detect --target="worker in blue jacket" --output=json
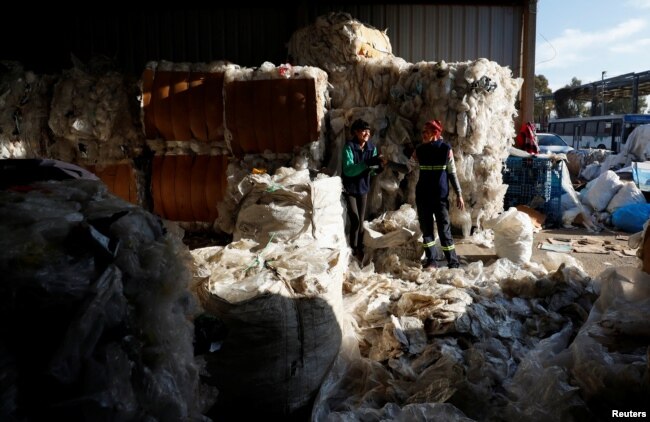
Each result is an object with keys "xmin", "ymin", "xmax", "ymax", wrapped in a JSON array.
[
  {"xmin": 411, "ymin": 119, "xmax": 464, "ymax": 269},
  {"xmin": 341, "ymin": 118, "xmax": 384, "ymax": 261}
]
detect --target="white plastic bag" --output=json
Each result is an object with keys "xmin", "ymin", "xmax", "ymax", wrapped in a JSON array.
[
  {"xmin": 484, "ymin": 207, "xmax": 534, "ymax": 264},
  {"xmin": 605, "ymin": 181, "xmax": 646, "ymax": 213},
  {"xmin": 582, "ymin": 170, "xmax": 623, "ymax": 212}
]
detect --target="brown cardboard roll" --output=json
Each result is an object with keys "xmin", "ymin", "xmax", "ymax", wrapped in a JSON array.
[
  {"xmin": 151, "ymin": 154, "xmax": 227, "ymax": 222},
  {"xmin": 190, "ymin": 155, "xmax": 210, "ymax": 221},
  {"xmin": 174, "ymin": 154, "xmax": 194, "ymax": 221},
  {"xmin": 160, "ymin": 154, "xmax": 178, "ymax": 221},
  {"xmin": 286, "ymin": 80, "xmax": 311, "ymax": 151},
  {"xmin": 231, "ymin": 80, "xmax": 256, "ymax": 155},
  {"xmin": 151, "ymin": 155, "xmax": 164, "ymax": 216},
  {"xmin": 225, "ymin": 78, "xmax": 318, "ymax": 157},
  {"xmin": 204, "ymin": 72, "xmax": 225, "ymax": 142},
  {"xmin": 151, "ymin": 71, "xmax": 176, "ymax": 141},
  {"xmin": 205, "ymin": 155, "xmax": 226, "ymax": 221},
  {"xmin": 170, "ymin": 71, "xmax": 193, "ymax": 141},
  {"xmin": 141, "ymin": 68, "xmax": 158, "ymax": 139},
  {"xmin": 189, "ymin": 72, "xmax": 209, "ymax": 142},
  {"xmin": 85, "ymin": 162, "xmax": 139, "ymax": 205}
]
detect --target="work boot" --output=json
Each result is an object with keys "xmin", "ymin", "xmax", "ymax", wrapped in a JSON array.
[
  {"xmin": 444, "ymin": 250, "xmax": 460, "ymax": 269},
  {"xmin": 448, "ymin": 256, "xmax": 466, "ymax": 269},
  {"xmin": 422, "ymin": 259, "xmax": 437, "ymax": 271},
  {"xmin": 352, "ymin": 248, "xmax": 364, "ymax": 262}
]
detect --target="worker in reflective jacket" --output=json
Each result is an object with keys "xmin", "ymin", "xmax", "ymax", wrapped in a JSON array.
[{"xmin": 411, "ymin": 119, "xmax": 464, "ymax": 269}]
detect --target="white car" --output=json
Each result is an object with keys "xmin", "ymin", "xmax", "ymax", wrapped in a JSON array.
[{"xmin": 537, "ymin": 132, "xmax": 574, "ymax": 155}]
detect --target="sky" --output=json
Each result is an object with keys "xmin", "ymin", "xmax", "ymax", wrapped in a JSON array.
[{"xmin": 536, "ymin": 0, "xmax": 650, "ymax": 92}]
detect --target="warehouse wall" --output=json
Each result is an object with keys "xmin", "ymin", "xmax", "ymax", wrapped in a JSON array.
[
  {"xmin": 0, "ymin": 8, "xmax": 299, "ymax": 75},
  {"xmin": 2, "ymin": 4, "xmax": 524, "ymax": 76},
  {"xmin": 307, "ymin": 4, "xmax": 523, "ymax": 74},
  {"xmin": 1, "ymin": 2, "xmax": 533, "ymax": 122}
]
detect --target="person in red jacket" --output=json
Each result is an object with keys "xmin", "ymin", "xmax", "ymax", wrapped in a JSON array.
[{"xmin": 515, "ymin": 122, "xmax": 539, "ymax": 154}]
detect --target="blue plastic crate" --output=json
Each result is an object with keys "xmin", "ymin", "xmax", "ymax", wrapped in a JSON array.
[
  {"xmin": 504, "ymin": 156, "xmax": 555, "ymax": 171},
  {"xmin": 503, "ymin": 156, "xmax": 563, "ymax": 227},
  {"xmin": 503, "ymin": 158, "xmax": 554, "ymax": 185}
]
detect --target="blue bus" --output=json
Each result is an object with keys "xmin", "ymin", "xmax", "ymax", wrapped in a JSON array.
[{"xmin": 548, "ymin": 114, "xmax": 650, "ymax": 152}]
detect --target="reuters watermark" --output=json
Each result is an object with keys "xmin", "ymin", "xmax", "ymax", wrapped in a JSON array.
[{"xmin": 612, "ymin": 410, "xmax": 647, "ymax": 418}]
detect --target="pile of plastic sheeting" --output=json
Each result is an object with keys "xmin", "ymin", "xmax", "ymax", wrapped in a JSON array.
[
  {"xmin": 578, "ymin": 124, "xmax": 650, "ymax": 181},
  {"xmin": 323, "ymin": 58, "xmax": 522, "ymax": 232},
  {"xmin": 289, "ymin": 14, "xmax": 523, "ymax": 233},
  {"xmin": 520, "ymin": 267, "xmax": 650, "ymax": 417},
  {"xmin": 48, "ymin": 57, "xmax": 144, "ymax": 164},
  {"xmin": 287, "ymin": 12, "xmax": 393, "ymax": 72},
  {"xmin": 216, "ymin": 166, "xmax": 347, "ymax": 250},
  {"xmin": 563, "ymin": 170, "xmax": 647, "ymax": 228},
  {"xmin": 190, "ymin": 167, "xmax": 350, "ymax": 419},
  {"xmin": 191, "ymin": 241, "xmax": 346, "ymax": 419},
  {"xmin": 0, "ymin": 61, "xmax": 55, "ymax": 159},
  {"xmin": 328, "ymin": 56, "xmax": 410, "ymax": 109},
  {"xmin": 361, "ymin": 204, "xmax": 424, "ymax": 280},
  {"xmin": 312, "ymin": 250, "xmax": 649, "ymax": 420},
  {"xmin": 391, "ymin": 59, "xmax": 522, "ymax": 234},
  {"xmin": 619, "ymin": 124, "xmax": 650, "ymax": 165},
  {"xmin": 0, "ymin": 178, "xmax": 211, "ymax": 421},
  {"xmin": 565, "ymin": 148, "xmax": 612, "ymax": 181},
  {"xmin": 184, "ymin": 160, "xmax": 649, "ymax": 420}
]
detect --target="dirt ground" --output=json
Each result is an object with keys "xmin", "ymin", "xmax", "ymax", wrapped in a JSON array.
[
  {"xmin": 455, "ymin": 226, "xmax": 641, "ymax": 278},
  {"xmin": 182, "ymin": 224, "xmax": 643, "ymax": 279}
]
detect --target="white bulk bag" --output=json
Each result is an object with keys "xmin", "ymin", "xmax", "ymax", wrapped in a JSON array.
[{"xmin": 484, "ymin": 207, "xmax": 534, "ymax": 264}]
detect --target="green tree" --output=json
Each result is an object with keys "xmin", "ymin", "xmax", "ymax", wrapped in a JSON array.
[
  {"xmin": 567, "ymin": 77, "xmax": 590, "ymax": 116},
  {"xmin": 534, "ymin": 75, "xmax": 553, "ymax": 126},
  {"xmin": 604, "ymin": 96, "xmax": 648, "ymax": 114},
  {"xmin": 554, "ymin": 77, "xmax": 590, "ymax": 118},
  {"xmin": 534, "ymin": 74, "xmax": 552, "ymax": 96}
]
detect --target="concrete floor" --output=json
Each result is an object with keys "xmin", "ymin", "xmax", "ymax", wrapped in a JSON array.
[{"xmin": 455, "ymin": 226, "xmax": 641, "ymax": 278}]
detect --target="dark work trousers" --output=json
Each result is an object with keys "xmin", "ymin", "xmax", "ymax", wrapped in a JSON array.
[
  {"xmin": 345, "ymin": 192, "xmax": 368, "ymax": 253},
  {"xmin": 416, "ymin": 195, "xmax": 459, "ymax": 266}
]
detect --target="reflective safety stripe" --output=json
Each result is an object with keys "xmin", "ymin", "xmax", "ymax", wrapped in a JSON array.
[
  {"xmin": 441, "ymin": 245, "xmax": 455, "ymax": 251},
  {"xmin": 419, "ymin": 165, "xmax": 447, "ymax": 170},
  {"xmin": 422, "ymin": 240, "xmax": 436, "ymax": 248}
]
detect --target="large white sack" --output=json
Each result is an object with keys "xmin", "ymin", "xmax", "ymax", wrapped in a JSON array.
[
  {"xmin": 620, "ymin": 124, "xmax": 650, "ymax": 164},
  {"xmin": 484, "ymin": 207, "xmax": 534, "ymax": 264},
  {"xmin": 605, "ymin": 181, "xmax": 646, "ymax": 213},
  {"xmin": 233, "ymin": 168, "xmax": 346, "ymax": 250},
  {"xmin": 579, "ymin": 163, "xmax": 602, "ymax": 181},
  {"xmin": 582, "ymin": 170, "xmax": 624, "ymax": 212},
  {"xmin": 192, "ymin": 240, "xmax": 347, "ymax": 418}
]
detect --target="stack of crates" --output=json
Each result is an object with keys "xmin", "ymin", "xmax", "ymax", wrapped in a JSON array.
[{"xmin": 502, "ymin": 156, "xmax": 563, "ymax": 227}]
